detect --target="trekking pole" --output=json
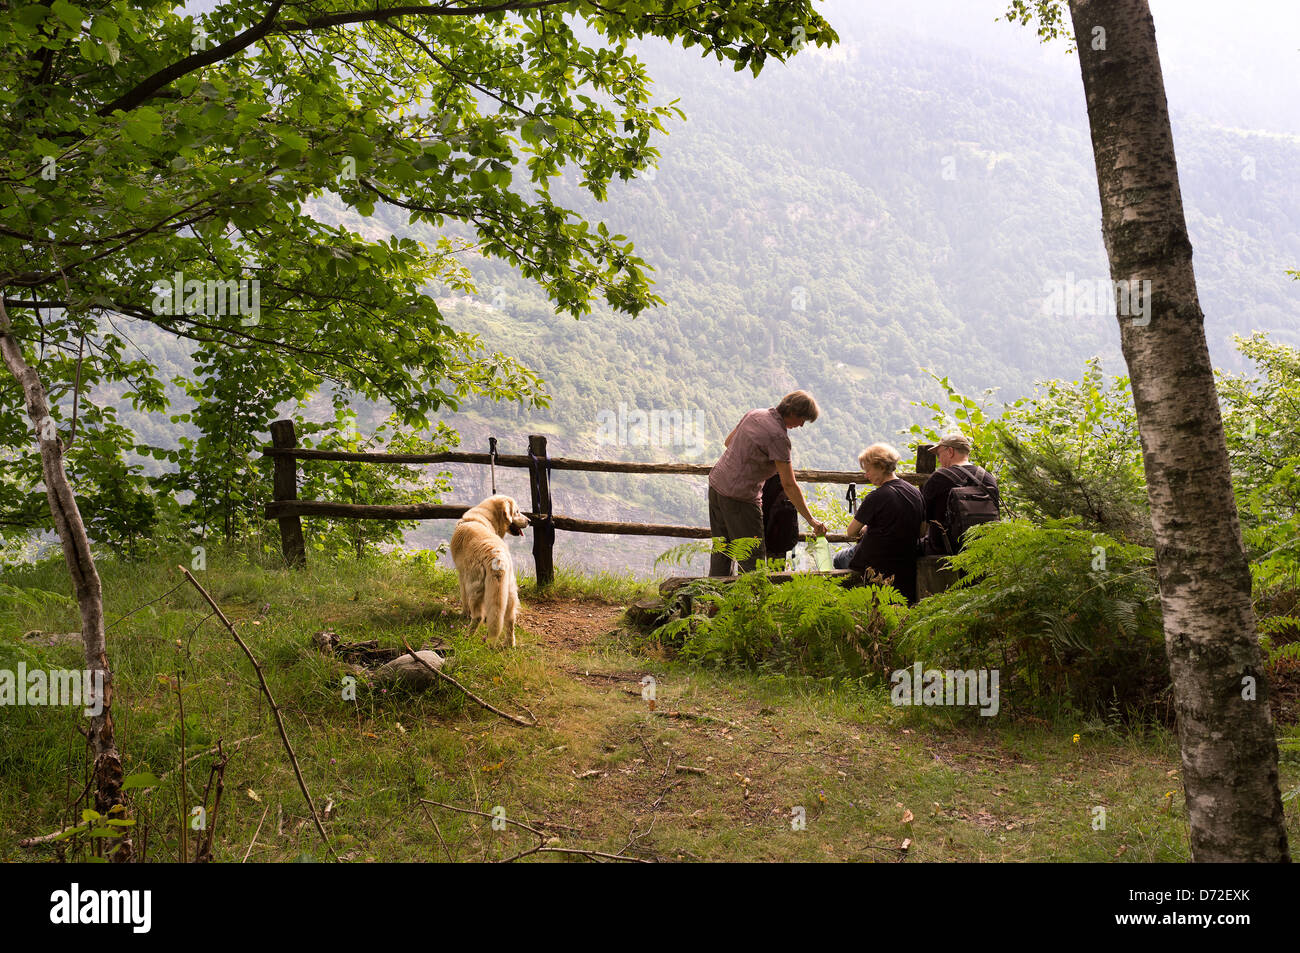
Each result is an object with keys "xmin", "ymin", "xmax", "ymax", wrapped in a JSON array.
[
  {"xmin": 488, "ymin": 437, "xmax": 498, "ymax": 494},
  {"xmin": 846, "ymin": 482, "xmax": 857, "ymax": 518}
]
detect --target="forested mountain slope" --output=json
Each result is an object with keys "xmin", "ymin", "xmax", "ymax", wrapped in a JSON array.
[
  {"xmin": 79, "ymin": 1, "xmax": 1300, "ymax": 573},
  {"xmin": 354, "ymin": 1, "xmax": 1297, "ymax": 571},
  {"xmin": 425, "ymin": 0, "xmax": 1297, "ymax": 464}
]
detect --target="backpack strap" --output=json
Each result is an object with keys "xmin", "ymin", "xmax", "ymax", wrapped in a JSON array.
[
  {"xmin": 968, "ymin": 466, "xmax": 1000, "ymax": 505},
  {"xmin": 941, "ymin": 465, "xmax": 995, "ymax": 491},
  {"xmin": 938, "ymin": 464, "xmax": 978, "ymax": 487}
]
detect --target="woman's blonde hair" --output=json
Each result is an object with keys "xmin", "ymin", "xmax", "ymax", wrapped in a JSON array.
[{"xmin": 858, "ymin": 442, "xmax": 901, "ymax": 474}]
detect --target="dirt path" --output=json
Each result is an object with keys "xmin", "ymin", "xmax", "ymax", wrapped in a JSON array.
[{"xmin": 520, "ymin": 598, "xmax": 626, "ymax": 648}]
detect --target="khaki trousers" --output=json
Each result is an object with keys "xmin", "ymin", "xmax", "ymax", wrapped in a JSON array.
[{"xmin": 708, "ymin": 485, "xmax": 766, "ymax": 576}]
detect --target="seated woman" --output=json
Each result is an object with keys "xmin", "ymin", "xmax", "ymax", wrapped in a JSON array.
[{"xmin": 833, "ymin": 443, "xmax": 924, "ymax": 603}]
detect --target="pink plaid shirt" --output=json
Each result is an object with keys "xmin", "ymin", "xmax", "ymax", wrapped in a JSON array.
[{"xmin": 708, "ymin": 408, "xmax": 792, "ymax": 504}]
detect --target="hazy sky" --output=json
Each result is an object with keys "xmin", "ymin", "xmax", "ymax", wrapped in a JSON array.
[
  {"xmin": 180, "ymin": 0, "xmax": 1297, "ymax": 135},
  {"xmin": 823, "ymin": 0, "xmax": 1300, "ymax": 136}
]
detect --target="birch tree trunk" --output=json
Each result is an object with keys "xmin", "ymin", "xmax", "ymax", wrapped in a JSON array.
[
  {"xmin": 0, "ymin": 299, "xmax": 131, "ymax": 861},
  {"xmin": 1068, "ymin": 0, "xmax": 1288, "ymax": 861}
]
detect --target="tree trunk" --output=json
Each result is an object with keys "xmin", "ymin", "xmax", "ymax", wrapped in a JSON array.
[
  {"xmin": 1068, "ymin": 0, "xmax": 1288, "ymax": 861},
  {"xmin": 0, "ymin": 299, "xmax": 131, "ymax": 860}
]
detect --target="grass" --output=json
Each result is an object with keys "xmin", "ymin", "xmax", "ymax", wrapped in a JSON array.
[{"xmin": 2, "ymin": 546, "xmax": 1298, "ymax": 862}]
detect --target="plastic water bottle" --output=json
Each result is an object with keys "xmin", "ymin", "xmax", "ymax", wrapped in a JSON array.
[{"xmin": 811, "ymin": 535, "xmax": 833, "ymax": 572}]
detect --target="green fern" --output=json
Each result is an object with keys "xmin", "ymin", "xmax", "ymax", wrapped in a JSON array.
[
  {"xmin": 653, "ymin": 536, "xmax": 761, "ymax": 572},
  {"xmin": 652, "ymin": 572, "xmax": 906, "ymax": 681},
  {"xmin": 902, "ymin": 519, "xmax": 1165, "ymax": 718}
]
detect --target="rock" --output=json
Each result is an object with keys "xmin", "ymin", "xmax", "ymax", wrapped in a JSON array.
[
  {"xmin": 373, "ymin": 650, "xmax": 449, "ymax": 689},
  {"xmin": 916, "ymin": 556, "xmax": 958, "ymax": 600},
  {"xmin": 22, "ymin": 631, "xmax": 81, "ymax": 646},
  {"xmin": 625, "ymin": 598, "xmax": 670, "ymax": 629}
]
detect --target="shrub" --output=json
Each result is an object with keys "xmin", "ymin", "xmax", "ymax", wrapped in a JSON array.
[
  {"xmin": 652, "ymin": 572, "xmax": 907, "ymax": 681},
  {"xmin": 901, "ymin": 519, "xmax": 1168, "ymax": 719}
]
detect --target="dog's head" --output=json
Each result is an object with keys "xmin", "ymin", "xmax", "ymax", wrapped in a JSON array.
[{"xmin": 482, "ymin": 494, "xmax": 529, "ymax": 538}]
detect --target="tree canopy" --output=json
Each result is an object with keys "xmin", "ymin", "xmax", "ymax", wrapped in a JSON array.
[{"xmin": 0, "ymin": 0, "xmax": 835, "ymax": 538}]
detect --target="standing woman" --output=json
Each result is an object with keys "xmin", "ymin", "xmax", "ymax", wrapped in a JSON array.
[
  {"xmin": 708, "ymin": 391, "xmax": 828, "ymax": 576},
  {"xmin": 834, "ymin": 443, "xmax": 924, "ymax": 603}
]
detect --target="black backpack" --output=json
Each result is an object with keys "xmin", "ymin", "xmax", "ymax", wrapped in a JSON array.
[
  {"xmin": 761, "ymin": 474, "xmax": 799, "ymax": 556},
  {"xmin": 938, "ymin": 466, "xmax": 1000, "ymax": 554}
]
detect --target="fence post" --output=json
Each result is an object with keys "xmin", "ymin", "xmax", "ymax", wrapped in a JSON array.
[
  {"xmin": 270, "ymin": 419, "xmax": 307, "ymax": 567},
  {"xmin": 527, "ymin": 434, "xmax": 555, "ymax": 588},
  {"xmin": 915, "ymin": 442, "xmax": 937, "ymax": 475}
]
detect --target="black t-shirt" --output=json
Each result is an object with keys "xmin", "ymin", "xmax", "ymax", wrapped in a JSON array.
[
  {"xmin": 921, "ymin": 464, "xmax": 998, "ymax": 552},
  {"xmin": 850, "ymin": 479, "xmax": 924, "ymax": 599}
]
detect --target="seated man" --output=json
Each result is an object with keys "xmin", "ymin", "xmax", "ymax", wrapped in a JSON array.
[
  {"xmin": 921, "ymin": 433, "xmax": 1000, "ymax": 555},
  {"xmin": 834, "ymin": 443, "xmax": 924, "ymax": 603}
]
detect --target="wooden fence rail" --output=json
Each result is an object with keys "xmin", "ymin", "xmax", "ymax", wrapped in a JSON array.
[
  {"xmin": 259, "ymin": 446, "xmax": 929, "ymax": 486},
  {"xmin": 264, "ymin": 500, "xmax": 864, "ymax": 541},
  {"xmin": 262, "ymin": 419, "xmax": 937, "ymax": 585}
]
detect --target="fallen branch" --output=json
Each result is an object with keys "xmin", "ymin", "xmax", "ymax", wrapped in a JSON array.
[
  {"xmin": 507, "ymin": 845, "xmax": 652, "ymax": 863},
  {"xmin": 400, "ymin": 640, "xmax": 537, "ymax": 727},
  {"xmin": 418, "ymin": 801, "xmax": 455, "ymax": 863},
  {"xmin": 179, "ymin": 567, "xmax": 337, "ymax": 862},
  {"xmin": 241, "ymin": 804, "xmax": 271, "ymax": 863},
  {"xmin": 853, "ymin": 843, "xmax": 910, "ymax": 863},
  {"xmin": 18, "ymin": 826, "xmax": 80, "ymax": 848},
  {"xmin": 419, "ymin": 799, "xmax": 651, "ymax": 863},
  {"xmin": 420, "ymin": 798, "xmax": 550, "ymax": 839},
  {"xmin": 646, "ymin": 708, "xmax": 745, "ymax": 730},
  {"xmin": 158, "ymin": 734, "xmax": 262, "ymax": 783}
]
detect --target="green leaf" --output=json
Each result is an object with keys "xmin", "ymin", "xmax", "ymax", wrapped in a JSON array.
[
  {"xmin": 50, "ymin": 0, "xmax": 85, "ymax": 31},
  {"xmin": 89, "ymin": 17, "xmax": 119, "ymax": 42},
  {"xmin": 122, "ymin": 771, "xmax": 161, "ymax": 790},
  {"xmin": 16, "ymin": 5, "xmax": 51, "ymax": 28},
  {"xmin": 122, "ymin": 107, "xmax": 163, "ymax": 145}
]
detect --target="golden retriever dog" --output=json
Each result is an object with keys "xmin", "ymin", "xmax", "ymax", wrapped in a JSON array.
[{"xmin": 450, "ymin": 495, "xmax": 529, "ymax": 647}]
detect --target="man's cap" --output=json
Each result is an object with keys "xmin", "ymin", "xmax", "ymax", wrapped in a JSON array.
[{"xmin": 937, "ymin": 433, "xmax": 972, "ymax": 453}]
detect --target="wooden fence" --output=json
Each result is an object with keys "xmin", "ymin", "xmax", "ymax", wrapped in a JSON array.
[{"xmin": 262, "ymin": 419, "xmax": 937, "ymax": 585}]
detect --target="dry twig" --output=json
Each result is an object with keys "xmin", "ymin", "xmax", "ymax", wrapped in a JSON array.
[
  {"xmin": 400, "ymin": 640, "xmax": 537, "ymax": 727},
  {"xmin": 179, "ymin": 567, "xmax": 337, "ymax": 861},
  {"xmin": 419, "ymin": 799, "xmax": 651, "ymax": 863}
]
